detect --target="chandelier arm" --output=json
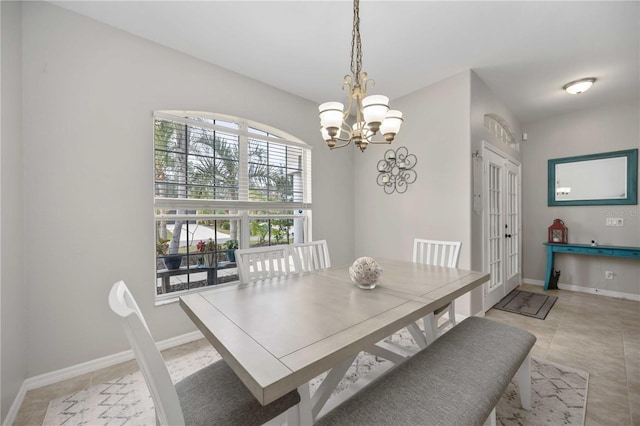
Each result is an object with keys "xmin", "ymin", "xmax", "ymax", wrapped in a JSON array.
[
  {"xmin": 343, "ymin": 75, "xmax": 354, "ymax": 91},
  {"xmin": 361, "ymin": 72, "xmax": 374, "ymax": 93},
  {"xmin": 330, "ymin": 139, "xmax": 353, "ymax": 149},
  {"xmin": 342, "ymin": 76, "xmax": 355, "ymax": 121},
  {"xmin": 333, "ymin": 136, "xmax": 352, "ymax": 142}
]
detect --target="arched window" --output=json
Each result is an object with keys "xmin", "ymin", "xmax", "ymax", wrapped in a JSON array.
[
  {"xmin": 484, "ymin": 113, "xmax": 517, "ymax": 149},
  {"xmin": 153, "ymin": 111, "xmax": 312, "ymax": 301}
]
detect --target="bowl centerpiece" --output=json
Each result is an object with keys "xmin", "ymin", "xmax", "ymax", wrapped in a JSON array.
[{"xmin": 349, "ymin": 257, "xmax": 383, "ymax": 290}]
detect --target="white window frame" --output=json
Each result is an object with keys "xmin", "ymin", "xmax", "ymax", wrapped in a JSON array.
[{"xmin": 153, "ymin": 111, "xmax": 313, "ymax": 304}]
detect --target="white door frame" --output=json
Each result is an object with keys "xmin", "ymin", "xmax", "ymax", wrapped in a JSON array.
[{"xmin": 481, "ymin": 142, "xmax": 522, "ymax": 311}]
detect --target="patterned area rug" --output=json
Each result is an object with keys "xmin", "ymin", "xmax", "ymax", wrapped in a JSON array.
[
  {"xmin": 43, "ymin": 330, "xmax": 588, "ymax": 426},
  {"xmin": 494, "ymin": 290, "xmax": 558, "ymax": 320}
]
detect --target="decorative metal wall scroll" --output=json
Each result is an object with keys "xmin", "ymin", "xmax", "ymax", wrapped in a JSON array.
[{"xmin": 376, "ymin": 146, "xmax": 417, "ymax": 194}]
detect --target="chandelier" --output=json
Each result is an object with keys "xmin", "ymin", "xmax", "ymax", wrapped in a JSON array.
[{"xmin": 318, "ymin": 0, "xmax": 403, "ymax": 152}]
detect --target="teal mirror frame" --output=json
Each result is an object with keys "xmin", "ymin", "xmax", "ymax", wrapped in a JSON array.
[{"xmin": 548, "ymin": 149, "xmax": 638, "ymax": 206}]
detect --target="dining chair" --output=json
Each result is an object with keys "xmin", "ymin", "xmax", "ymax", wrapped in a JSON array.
[
  {"xmin": 235, "ymin": 245, "xmax": 301, "ymax": 284},
  {"xmin": 108, "ymin": 281, "xmax": 300, "ymax": 426},
  {"xmin": 413, "ymin": 238, "xmax": 462, "ymax": 342},
  {"xmin": 291, "ymin": 240, "xmax": 331, "ymax": 272}
]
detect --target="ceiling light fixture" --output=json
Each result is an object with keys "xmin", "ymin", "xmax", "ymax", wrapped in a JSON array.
[
  {"xmin": 563, "ymin": 77, "xmax": 596, "ymax": 95},
  {"xmin": 318, "ymin": 0, "xmax": 403, "ymax": 152}
]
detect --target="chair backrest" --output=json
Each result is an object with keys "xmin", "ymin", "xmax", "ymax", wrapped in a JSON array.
[
  {"xmin": 291, "ymin": 240, "xmax": 331, "ymax": 272},
  {"xmin": 109, "ymin": 281, "xmax": 184, "ymax": 426},
  {"xmin": 413, "ymin": 239, "xmax": 461, "ymax": 267},
  {"xmin": 235, "ymin": 245, "xmax": 301, "ymax": 284}
]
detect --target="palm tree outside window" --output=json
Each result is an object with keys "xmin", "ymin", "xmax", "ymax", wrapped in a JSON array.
[{"xmin": 153, "ymin": 111, "xmax": 312, "ymax": 301}]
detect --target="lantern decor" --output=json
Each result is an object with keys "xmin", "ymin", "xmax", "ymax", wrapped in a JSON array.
[{"xmin": 548, "ymin": 219, "xmax": 568, "ymax": 244}]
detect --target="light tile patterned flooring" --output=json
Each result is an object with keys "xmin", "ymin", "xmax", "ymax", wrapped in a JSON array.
[
  {"xmin": 486, "ymin": 284, "xmax": 639, "ymax": 426},
  {"xmin": 14, "ymin": 284, "xmax": 640, "ymax": 426}
]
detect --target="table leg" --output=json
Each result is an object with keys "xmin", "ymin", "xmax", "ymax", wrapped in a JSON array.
[
  {"xmin": 407, "ymin": 322, "xmax": 428, "ymax": 349},
  {"xmin": 423, "ymin": 312, "xmax": 438, "ymax": 345},
  {"xmin": 544, "ymin": 246, "xmax": 554, "ymax": 291},
  {"xmin": 296, "ymin": 382, "xmax": 314, "ymax": 425},
  {"xmin": 311, "ymin": 354, "xmax": 357, "ymax": 420}
]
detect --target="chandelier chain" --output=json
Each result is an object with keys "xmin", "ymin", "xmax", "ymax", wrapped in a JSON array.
[{"xmin": 350, "ymin": 0, "xmax": 362, "ymax": 85}]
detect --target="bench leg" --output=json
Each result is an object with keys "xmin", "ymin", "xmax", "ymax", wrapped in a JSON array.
[
  {"xmin": 516, "ymin": 353, "xmax": 532, "ymax": 410},
  {"xmin": 483, "ymin": 407, "xmax": 496, "ymax": 426}
]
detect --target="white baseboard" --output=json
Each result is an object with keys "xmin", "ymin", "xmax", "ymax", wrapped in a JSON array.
[
  {"xmin": 3, "ymin": 382, "xmax": 28, "ymax": 426},
  {"xmin": 522, "ymin": 278, "xmax": 640, "ymax": 302},
  {"xmin": 2, "ymin": 330, "xmax": 204, "ymax": 426}
]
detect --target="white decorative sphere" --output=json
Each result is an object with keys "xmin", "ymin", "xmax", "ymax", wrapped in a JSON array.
[{"xmin": 349, "ymin": 257, "xmax": 383, "ymax": 289}]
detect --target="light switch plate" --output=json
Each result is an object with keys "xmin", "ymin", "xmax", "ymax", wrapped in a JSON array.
[{"xmin": 606, "ymin": 218, "xmax": 624, "ymax": 226}]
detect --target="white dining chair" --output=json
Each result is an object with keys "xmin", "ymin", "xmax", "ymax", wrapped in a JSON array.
[
  {"xmin": 108, "ymin": 281, "xmax": 300, "ymax": 426},
  {"xmin": 413, "ymin": 238, "xmax": 462, "ymax": 342},
  {"xmin": 235, "ymin": 245, "xmax": 301, "ymax": 284},
  {"xmin": 291, "ymin": 240, "xmax": 331, "ymax": 272}
]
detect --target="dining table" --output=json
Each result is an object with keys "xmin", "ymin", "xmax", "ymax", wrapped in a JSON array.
[{"xmin": 179, "ymin": 257, "xmax": 489, "ymax": 423}]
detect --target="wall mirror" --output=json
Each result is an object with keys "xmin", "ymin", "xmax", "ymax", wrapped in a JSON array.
[{"xmin": 548, "ymin": 149, "xmax": 638, "ymax": 206}]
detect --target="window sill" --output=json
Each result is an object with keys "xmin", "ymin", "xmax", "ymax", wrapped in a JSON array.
[{"xmin": 154, "ymin": 280, "xmax": 240, "ymax": 307}]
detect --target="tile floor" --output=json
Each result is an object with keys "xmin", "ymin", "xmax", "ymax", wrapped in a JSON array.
[
  {"xmin": 486, "ymin": 284, "xmax": 639, "ymax": 426},
  {"xmin": 14, "ymin": 284, "xmax": 640, "ymax": 426}
]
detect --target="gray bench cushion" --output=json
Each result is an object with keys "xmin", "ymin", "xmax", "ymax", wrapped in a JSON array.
[
  {"xmin": 176, "ymin": 359, "xmax": 300, "ymax": 426},
  {"xmin": 317, "ymin": 316, "xmax": 536, "ymax": 426}
]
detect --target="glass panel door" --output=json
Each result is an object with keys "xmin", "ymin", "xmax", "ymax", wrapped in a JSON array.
[{"xmin": 485, "ymin": 149, "xmax": 505, "ymax": 308}]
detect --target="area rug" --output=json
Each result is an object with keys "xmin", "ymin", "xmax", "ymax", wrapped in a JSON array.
[
  {"xmin": 494, "ymin": 289, "xmax": 558, "ymax": 320},
  {"xmin": 43, "ymin": 331, "xmax": 587, "ymax": 426}
]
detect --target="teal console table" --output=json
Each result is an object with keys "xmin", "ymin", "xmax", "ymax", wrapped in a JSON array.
[{"xmin": 543, "ymin": 243, "xmax": 640, "ymax": 290}]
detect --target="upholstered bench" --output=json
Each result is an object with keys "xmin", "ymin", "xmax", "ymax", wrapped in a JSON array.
[{"xmin": 316, "ymin": 316, "xmax": 536, "ymax": 426}]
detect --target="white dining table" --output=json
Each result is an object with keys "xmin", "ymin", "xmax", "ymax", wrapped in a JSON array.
[{"xmin": 179, "ymin": 257, "xmax": 489, "ymax": 422}]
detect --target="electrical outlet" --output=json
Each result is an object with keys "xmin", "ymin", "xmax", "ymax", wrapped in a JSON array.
[
  {"xmin": 605, "ymin": 271, "xmax": 614, "ymax": 279},
  {"xmin": 606, "ymin": 218, "xmax": 624, "ymax": 226}
]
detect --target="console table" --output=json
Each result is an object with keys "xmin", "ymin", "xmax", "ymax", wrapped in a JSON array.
[{"xmin": 543, "ymin": 243, "xmax": 640, "ymax": 290}]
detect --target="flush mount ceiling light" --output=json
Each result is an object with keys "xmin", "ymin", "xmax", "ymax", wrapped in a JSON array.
[
  {"xmin": 318, "ymin": 0, "xmax": 403, "ymax": 152},
  {"xmin": 563, "ymin": 78, "xmax": 596, "ymax": 95}
]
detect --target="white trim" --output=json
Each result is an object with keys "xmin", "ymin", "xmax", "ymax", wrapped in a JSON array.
[
  {"xmin": 154, "ymin": 197, "xmax": 312, "ymax": 211},
  {"xmin": 2, "ymin": 330, "xmax": 204, "ymax": 425},
  {"xmin": 155, "ymin": 213, "xmax": 242, "ymax": 221},
  {"xmin": 154, "ymin": 280, "xmax": 239, "ymax": 306},
  {"xmin": 523, "ymin": 277, "xmax": 640, "ymax": 302},
  {"xmin": 483, "ymin": 140, "xmax": 520, "ymax": 165},
  {"xmin": 481, "ymin": 141, "xmax": 522, "ymax": 311},
  {"xmin": 2, "ymin": 383, "xmax": 27, "ymax": 426},
  {"xmin": 154, "ymin": 111, "xmax": 311, "ymax": 149}
]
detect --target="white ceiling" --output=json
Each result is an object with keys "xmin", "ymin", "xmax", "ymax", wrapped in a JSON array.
[{"xmin": 51, "ymin": 1, "xmax": 639, "ymax": 124}]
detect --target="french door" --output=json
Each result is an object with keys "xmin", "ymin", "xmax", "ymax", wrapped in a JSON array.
[{"xmin": 483, "ymin": 144, "xmax": 521, "ymax": 309}]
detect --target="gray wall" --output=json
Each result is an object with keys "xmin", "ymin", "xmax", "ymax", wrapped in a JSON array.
[
  {"xmin": 521, "ymin": 102, "xmax": 640, "ymax": 295},
  {"xmin": 353, "ymin": 71, "xmax": 475, "ymax": 313},
  {"xmin": 18, "ymin": 1, "xmax": 354, "ymax": 379},
  {"xmin": 1, "ymin": 1, "xmax": 27, "ymax": 420}
]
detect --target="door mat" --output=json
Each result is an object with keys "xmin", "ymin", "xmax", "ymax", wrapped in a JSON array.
[{"xmin": 493, "ymin": 289, "xmax": 558, "ymax": 319}]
